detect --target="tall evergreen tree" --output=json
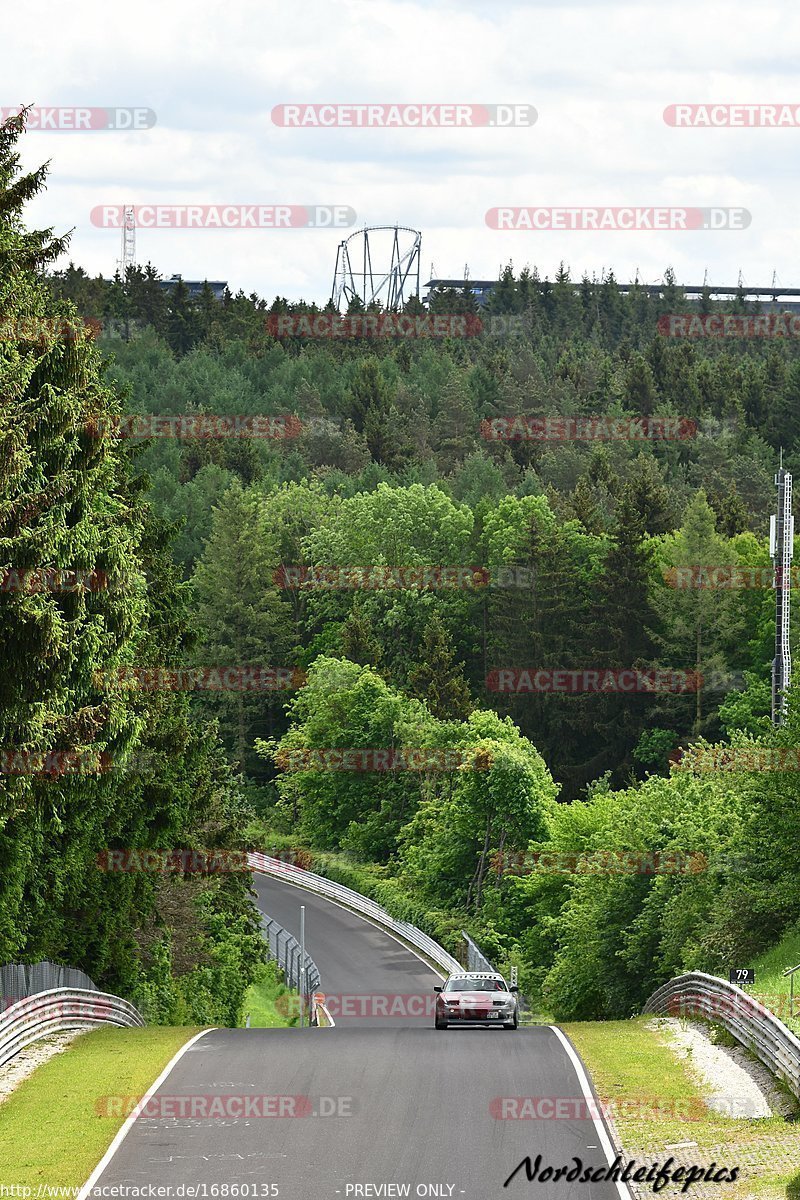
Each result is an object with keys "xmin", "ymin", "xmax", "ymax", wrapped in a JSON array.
[
  {"xmin": 191, "ymin": 481, "xmax": 294, "ymax": 775},
  {"xmin": 0, "ymin": 115, "xmax": 262, "ymax": 1019},
  {"xmin": 408, "ymin": 615, "xmax": 473, "ymax": 720}
]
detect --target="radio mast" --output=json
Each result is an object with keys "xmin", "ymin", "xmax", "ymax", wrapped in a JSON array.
[
  {"xmin": 770, "ymin": 458, "xmax": 793, "ymax": 724},
  {"xmin": 116, "ymin": 206, "xmax": 136, "ymax": 277}
]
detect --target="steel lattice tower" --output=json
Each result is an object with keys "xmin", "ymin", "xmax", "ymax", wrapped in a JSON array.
[
  {"xmin": 117, "ymin": 206, "xmax": 136, "ymax": 276},
  {"xmin": 770, "ymin": 465, "xmax": 793, "ymax": 724}
]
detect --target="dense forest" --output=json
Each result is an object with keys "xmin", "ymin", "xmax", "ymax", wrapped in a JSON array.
[{"xmin": 4, "ymin": 110, "xmax": 800, "ymax": 1022}]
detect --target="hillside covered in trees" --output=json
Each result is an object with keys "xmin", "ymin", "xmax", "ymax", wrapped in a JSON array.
[{"xmin": 4, "ymin": 111, "xmax": 800, "ymax": 1021}]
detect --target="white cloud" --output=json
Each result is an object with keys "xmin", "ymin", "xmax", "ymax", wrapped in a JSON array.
[{"xmin": 7, "ymin": 0, "xmax": 800, "ymax": 300}]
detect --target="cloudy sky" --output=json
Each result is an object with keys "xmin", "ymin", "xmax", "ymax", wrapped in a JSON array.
[{"xmin": 5, "ymin": 0, "xmax": 799, "ymax": 303}]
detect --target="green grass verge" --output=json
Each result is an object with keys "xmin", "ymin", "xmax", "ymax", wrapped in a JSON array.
[
  {"xmin": 750, "ymin": 924, "xmax": 800, "ymax": 1034},
  {"xmin": 237, "ymin": 960, "xmax": 298, "ymax": 1028},
  {"xmin": 565, "ymin": 1017, "xmax": 800, "ymax": 1199},
  {"xmin": 0, "ymin": 1026, "xmax": 200, "ymax": 1189}
]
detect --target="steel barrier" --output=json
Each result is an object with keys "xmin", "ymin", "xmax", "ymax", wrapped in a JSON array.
[
  {"xmin": 643, "ymin": 970, "xmax": 800, "ymax": 1099},
  {"xmin": 462, "ymin": 931, "xmax": 496, "ymax": 974},
  {"xmin": 248, "ymin": 852, "xmax": 462, "ymax": 975},
  {"xmin": 0, "ymin": 987, "xmax": 145, "ymax": 1068}
]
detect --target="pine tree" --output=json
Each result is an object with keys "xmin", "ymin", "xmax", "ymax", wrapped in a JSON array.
[
  {"xmin": 623, "ymin": 353, "xmax": 658, "ymax": 416},
  {"xmin": 166, "ymin": 278, "xmax": 201, "ymax": 356},
  {"xmin": 652, "ymin": 489, "xmax": 745, "ymax": 736},
  {"xmin": 341, "ymin": 600, "xmax": 384, "ymax": 669},
  {"xmin": 191, "ymin": 481, "xmax": 294, "ymax": 774},
  {"xmin": 129, "ymin": 263, "xmax": 169, "ymax": 334},
  {"xmin": 0, "ymin": 110, "xmax": 145, "ymax": 820},
  {"xmin": 0, "ymin": 115, "xmax": 263, "ymax": 1017},
  {"xmin": 432, "ymin": 377, "xmax": 477, "ymax": 472},
  {"xmin": 407, "ymin": 615, "xmax": 473, "ymax": 720}
]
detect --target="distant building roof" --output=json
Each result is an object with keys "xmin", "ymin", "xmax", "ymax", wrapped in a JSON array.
[
  {"xmin": 158, "ymin": 275, "xmax": 228, "ymax": 300},
  {"xmin": 425, "ymin": 277, "xmax": 800, "ymax": 302}
]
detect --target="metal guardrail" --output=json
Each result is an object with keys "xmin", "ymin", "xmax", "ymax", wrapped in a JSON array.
[
  {"xmin": 643, "ymin": 970, "xmax": 800, "ymax": 1099},
  {"xmin": 0, "ymin": 987, "xmax": 145, "ymax": 1068},
  {"xmin": 249, "ymin": 852, "xmax": 462, "ymax": 975}
]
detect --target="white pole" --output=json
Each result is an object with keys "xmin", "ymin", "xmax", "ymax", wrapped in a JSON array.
[{"xmin": 299, "ymin": 905, "xmax": 305, "ymax": 1029}]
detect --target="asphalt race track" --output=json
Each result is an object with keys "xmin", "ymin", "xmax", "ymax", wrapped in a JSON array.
[
  {"xmin": 252, "ymin": 871, "xmax": 441, "ymax": 1026},
  {"xmin": 86, "ymin": 876, "xmax": 632, "ymax": 1199}
]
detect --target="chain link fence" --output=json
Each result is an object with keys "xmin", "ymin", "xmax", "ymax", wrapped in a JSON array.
[
  {"xmin": 462, "ymin": 932, "xmax": 496, "ymax": 974},
  {"xmin": 1, "ymin": 962, "xmax": 97, "ymax": 1009},
  {"xmin": 461, "ymin": 932, "xmax": 530, "ymax": 1019},
  {"xmin": 260, "ymin": 914, "xmax": 321, "ymax": 1005}
]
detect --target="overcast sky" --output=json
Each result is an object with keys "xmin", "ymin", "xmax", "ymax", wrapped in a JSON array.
[{"xmin": 5, "ymin": 0, "xmax": 799, "ymax": 303}]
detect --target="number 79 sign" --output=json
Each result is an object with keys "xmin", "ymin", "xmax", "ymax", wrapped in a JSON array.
[{"xmin": 729, "ymin": 968, "xmax": 755, "ymax": 986}]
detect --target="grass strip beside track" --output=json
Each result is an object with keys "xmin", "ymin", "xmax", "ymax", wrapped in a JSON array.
[
  {"xmin": 237, "ymin": 960, "xmax": 297, "ymax": 1028},
  {"xmin": 750, "ymin": 924, "xmax": 800, "ymax": 1035},
  {"xmin": 565, "ymin": 1018, "xmax": 800, "ymax": 1199},
  {"xmin": 0, "ymin": 1026, "xmax": 199, "ymax": 1189}
]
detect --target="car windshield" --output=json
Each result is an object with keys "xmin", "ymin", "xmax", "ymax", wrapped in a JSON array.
[{"xmin": 445, "ymin": 977, "xmax": 506, "ymax": 992}]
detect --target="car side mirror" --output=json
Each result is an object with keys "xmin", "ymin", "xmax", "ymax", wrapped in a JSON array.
[
  {"xmin": 509, "ymin": 985, "xmax": 519, "ymax": 993},
  {"xmin": 433, "ymin": 985, "xmax": 443, "ymax": 993}
]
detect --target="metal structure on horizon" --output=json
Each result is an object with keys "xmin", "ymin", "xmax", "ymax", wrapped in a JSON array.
[
  {"xmin": 332, "ymin": 226, "xmax": 421, "ymax": 311},
  {"xmin": 116, "ymin": 206, "xmax": 136, "ymax": 277},
  {"xmin": 770, "ymin": 462, "xmax": 793, "ymax": 724}
]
